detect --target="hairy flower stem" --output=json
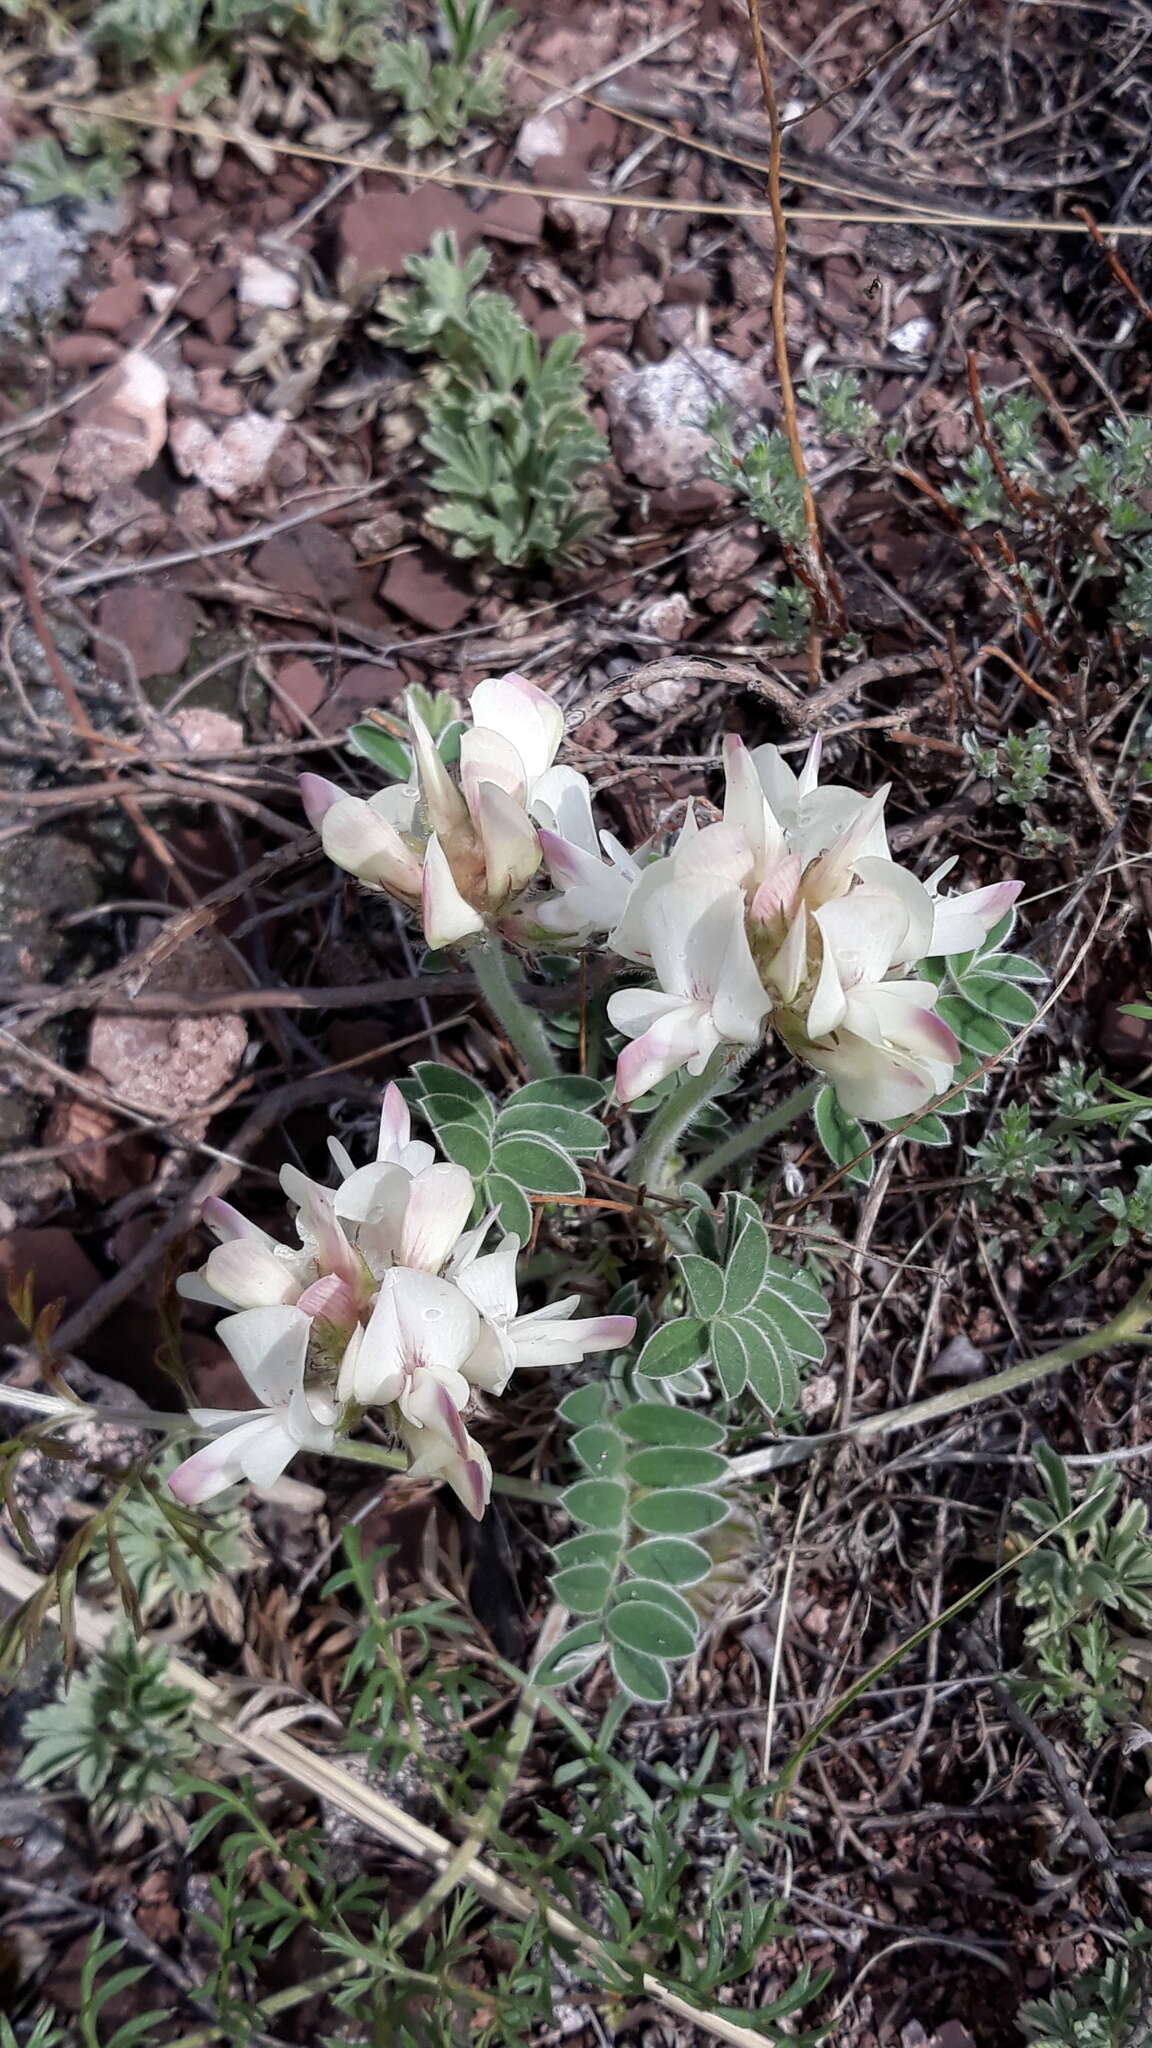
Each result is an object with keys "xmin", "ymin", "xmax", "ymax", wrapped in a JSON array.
[
  {"xmin": 471, "ymin": 935, "xmax": 559, "ymax": 1080},
  {"xmin": 629, "ymin": 1047, "xmax": 736, "ymax": 1193},
  {"xmin": 9, "ymin": 1398, "xmax": 563, "ymax": 1504},
  {"xmin": 691, "ymin": 1079, "xmax": 821, "ymax": 1185}
]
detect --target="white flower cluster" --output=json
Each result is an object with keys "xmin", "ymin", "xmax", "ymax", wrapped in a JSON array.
[
  {"xmin": 170, "ymin": 1085, "xmax": 635, "ymax": 1516},
  {"xmin": 306, "ymin": 677, "xmax": 1020, "ymax": 1125}
]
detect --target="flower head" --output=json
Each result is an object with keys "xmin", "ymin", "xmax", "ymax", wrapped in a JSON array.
[
  {"xmin": 171, "ymin": 1089, "xmax": 636, "ymax": 1516},
  {"xmin": 306, "ymin": 675, "xmax": 572, "ymax": 951},
  {"xmin": 596, "ymin": 734, "xmax": 1020, "ymax": 1121}
]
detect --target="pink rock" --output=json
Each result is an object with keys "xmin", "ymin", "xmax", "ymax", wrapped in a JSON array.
[{"xmin": 97, "ymin": 587, "xmax": 202, "ymax": 681}]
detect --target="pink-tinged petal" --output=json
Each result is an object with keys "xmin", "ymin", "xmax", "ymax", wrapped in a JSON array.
[
  {"xmin": 204, "ymin": 1239, "xmax": 300, "ymax": 1309},
  {"xmin": 808, "ymin": 784, "xmax": 892, "ymax": 901},
  {"xmin": 722, "ymin": 734, "xmax": 784, "ymax": 881},
  {"xmin": 202, "ymin": 1196, "xmax": 266, "ymax": 1243},
  {"xmin": 400, "ymin": 1369, "xmax": 470, "ymax": 1452},
  {"xmin": 284, "ymin": 1381, "xmax": 340, "ymax": 1456},
  {"xmin": 460, "ymin": 724, "xmax": 526, "ymax": 811},
  {"xmin": 400, "ymin": 1163, "xmax": 476, "ymax": 1273},
  {"xmin": 168, "ymin": 1416, "xmax": 292, "ymax": 1504},
  {"xmin": 409, "ymin": 703, "xmax": 469, "ymax": 838},
  {"xmin": 299, "ymin": 773, "xmax": 347, "ymax": 830},
  {"xmin": 391, "ymin": 1267, "xmax": 481, "ymax": 1375},
  {"xmin": 506, "ymin": 1300, "xmax": 636, "ymax": 1368},
  {"xmin": 750, "ymin": 854, "xmax": 802, "ymax": 928},
  {"xmin": 607, "ymin": 987, "xmax": 690, "ymax": 1038},
  {"xmin": 474, "ymin": 781, "xmax": 541, "ymax": 904},
  {"xmin": 470, "ymin": 673, "xmax": 564, "ymax": 786},
  {"xmin": 811, "ymin": 1036, "xmax": 941, "ymax": 1122},
  {"xmin": 296, "ymin": 1273, "xmax": 359, "ymax": 1326},
  {"xmin": 217, "ymin": 1304, "xmax": 312, "ymax": 1408},
  {"xmin": 176, "ymin": 1270, "xmax": 236, "ymax": 1309},
  {"xmin": 927, "ymin": 877, "xmax": 1023, "ymax": 957},
  {"xmin": 403, "ymin": 1425, "xmax": 492, "ymax": 1519},
  {"xmin": 421, "ymin": 833, "xmax": 485, "ymax": 949},
  {"xmin": 375, "ymin": 1073, "xmax": 432, "ymax": 1171},
  {"xmin": 537, "ymin": 825, "xmax": 593, "ymax": 889},
  {"xmin": 614, "ymin": 1008, "xmax": 707, "ymax": 1103},
  {"xmin": 845, "ymin": 981, "xmax": 961, "ymax": 1066},
  {"xmin": 460, "ymin": 1320, "xmax": 514, "ymax": 1392},
  {"xmin": 529, "ymin": 765, "xmax": 599, "ymax": 853},
  {"xmin": 320, "ymin": 795, "xmax": 423, "ymax": 900},
  {"xmin": 280, "ymin": 1166, "xmax": 361, "ymax": 1290},
  {"xmin": 748, "ymin": 741, "xmax": 802, "ymax": 828},
  {"xmin": 380, "ymin": 1079, "xmax": 410, "ymax": 1150}
]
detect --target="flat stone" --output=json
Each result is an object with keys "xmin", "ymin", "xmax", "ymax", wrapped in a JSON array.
[
  {"xmin": 337, "ymin": 184, "xmax": 480, "ymax": 289},
  {"xmin": 381, "ymin": 549, "xmax": 473, "ymax": 632},
  {"xmin": 97, "ymin": 587, "xmax": 202, "ymax": 681}
]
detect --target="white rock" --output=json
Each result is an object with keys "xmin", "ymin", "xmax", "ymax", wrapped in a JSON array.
[
  {"xmin": 889, "ymin": 316, "xmax": 935, "ymax": 357},
  {"xmin": 604, "ymin": 346, "xmax": 769, "ymax": 489},
  {"xmin": 238, "ymin": 253, "xmax": 299, "ymax": 311},
  {"xmin": 169, "ymin": 412, "xmax": 287, "ymax": 499},
  {"xmin": 516, "ymin": 111, "xmax": 568, "ymax": 166}
]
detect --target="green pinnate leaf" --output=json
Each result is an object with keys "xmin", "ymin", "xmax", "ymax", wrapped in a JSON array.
[
  {"xmin": 535, "ymin": 1622, "xmax": 605, "ymax": 1686},
  {"xmin": 626, "ymin": 1445, "xmax": 727, "ymax": 1489},
  {"xmin": 482, "ymin": 1172, "xmax": 533, "ymax": 1240},
  {"xmin": 635, "ymin": 1318, "xmax": 709, "ymax": 1380},
  {"xmin": 552, "ymin": 1564, "xmax": 615, "ymax": 1615},
  {"xmin": 814, "ymin": 1086, "xmax": 873, "ymax": 1184},
  {"xmin": 631, "ymin": 1489, "xmax": 730, "ymax": 1536},
  {"xmin": 606, "ymin": 1598, "xmax": 696, "ymax": 1662},
  {"xmin": 625, "ymin": 1537, "xmax": 712, "ymax": 1585},
  {"xmin": 677, "ymin": 1253, "xmax": 725, "ymax": 1319},
  {"xmin": 557, "ymin": 1383, "xmax": 612, "ymax": 1427},
  {"xmin": 610, "ymin": 1642, "xmax": 671, "ymax": 1704},
  {"xmin": 615, "ymin": 1404, "xmax": 725, "ymax": 1449},
  {"xmin": 551, "ymin": 1531, "xmax": 621, "ymax": 1569},
  {"xmin": 570, "ymin": 1425, "xmax": 627, "ymax": 1477},
  {"xmin": 723, "ymin": 1217, "xmax": 770, "ymax": 1313},
  {"xmin": 490, "ymin": 1133, "xmax": 584, "ymax": 1195},
  {"xmin": 431, "ymin": 1121, "xmax": 493, "ymax": 1174},
  {"xmin": 563, "ymin": 1478, "xmax": 628, "ymax": 1531},
  {"xmin": 496, "ymin": 1101, "xmax": 604, "ymax": 1154},
  {"xmin": 413, "ymin": 1062, "xmax": 494, "ymax": 1120},
  {"xmin": 710, "ymin": 1317, "xmax": 749, "ymax": 1400}
]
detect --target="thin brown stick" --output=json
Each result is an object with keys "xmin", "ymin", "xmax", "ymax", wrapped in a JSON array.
[
  {"xmin": 1075, "ymin": 206, "xmax": 1152, "ymax": 325},
  {"xmin": 742, "ymin": 0, "xmax": 838, "ymax": 652}
]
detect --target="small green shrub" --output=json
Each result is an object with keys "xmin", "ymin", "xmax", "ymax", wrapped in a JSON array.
[
  {"xmin": 20, "ymin": 1633, "xmax": 200, "ymax": 1819},
  {"xmin": 378, "ymin": 231, "xmax": 608, "ymax": 565},
  {"xmin": 1018, "ymin": 1938, "xmax": 1149, "ymax": 2047},
  {"xmin": 374, "ymin": 0, "xmax": 513, "ymax": 147},
  {"xmin": 1011, "ymin": 1442, "xmax": 1152, "ymax": 1741}
]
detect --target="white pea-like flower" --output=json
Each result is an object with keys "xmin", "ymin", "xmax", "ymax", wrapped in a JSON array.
[{"xmin": 170, "ymin": 1084, "xmax": 636, "ymax": 1517}]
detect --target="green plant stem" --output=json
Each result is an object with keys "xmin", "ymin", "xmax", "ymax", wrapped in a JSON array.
[
  {"xmin": 691, "ymin": 1079, "xmax": 820, "ymax": 1184},
  {"xmin": 332, "ymin": 1436, "xmax": 562, "ymax": 1503},
  {"xmin": 731, "ymin": 1278, "xmax": 1152, "ymax": 1479},
  {"xmin": 629, "ymin": 1048, "xmax": 734, "ymax": 1193},
  {"xmin": 9, "ymin": 1400, "xmax": 562, "ymax": 1504},
  {"xmin": 471, "ymin": 935, "xmax": 559, "ymax": 1079}
]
